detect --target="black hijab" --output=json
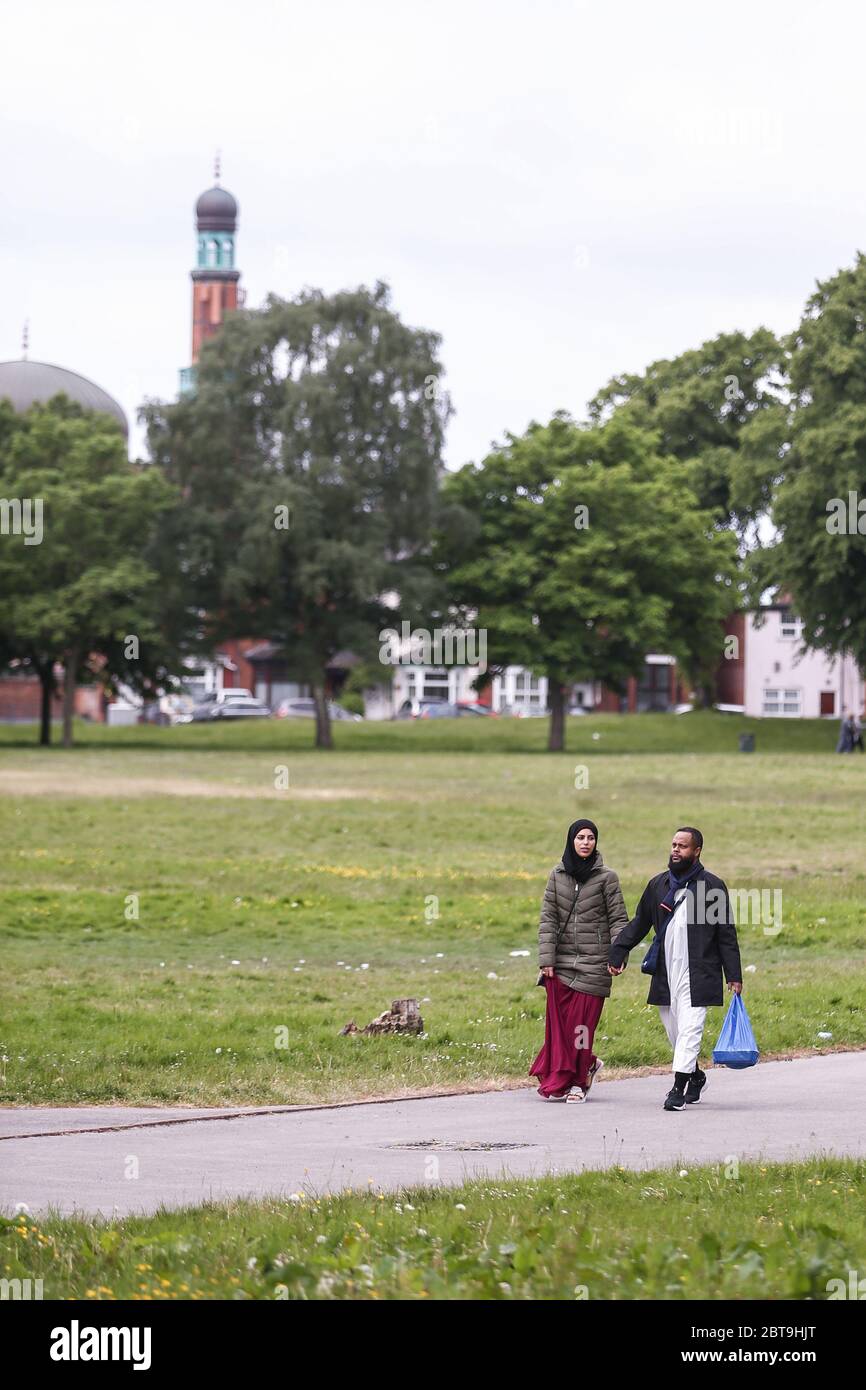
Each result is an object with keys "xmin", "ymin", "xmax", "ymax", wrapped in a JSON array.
[{"xmin": 562, "ymin": 818, "xmax": 599, "ymax": 883}]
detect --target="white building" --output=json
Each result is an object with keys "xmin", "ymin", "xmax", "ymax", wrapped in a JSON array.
[
  {"xmin": 387, "ymin": 662, "xmax": 553, "ymax": 716},
  {"xmin": 729, "ymin": 604, "xmax": 865, "ymax": 719},
  {"xmin": 379, "ymin": 660, "xmax": 597, "ymax": 719}
]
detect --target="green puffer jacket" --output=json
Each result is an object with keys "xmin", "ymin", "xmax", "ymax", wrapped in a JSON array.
[{"xmin": 538, "ymin": 853, "xmax": 629, "ymax": 998}]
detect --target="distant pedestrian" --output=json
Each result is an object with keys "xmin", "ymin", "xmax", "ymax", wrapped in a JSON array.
[
  {"xmin": 836, "ymin": 711, "xmax": 855, "ymax": 754},
  {"xmin": 608, "ymin": 827, "xmax": 742, "ymax": 1111},
  {"xmin": 530, "ymin": 818, "xmax": 628, "ymax": 1103},
  {"xmin": 849, "ymin": 713, "xmax": 864, "ymax": 753}
]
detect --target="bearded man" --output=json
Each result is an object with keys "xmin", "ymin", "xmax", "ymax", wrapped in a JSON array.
[{"xmin": 608, "ymin": 827, "xmax": 742, "ymax": 1111}]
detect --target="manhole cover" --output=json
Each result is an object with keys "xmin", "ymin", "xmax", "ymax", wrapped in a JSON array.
[{"xmin": 384, "ymin": 1139, "xmax": 535, "ymax": 1152}]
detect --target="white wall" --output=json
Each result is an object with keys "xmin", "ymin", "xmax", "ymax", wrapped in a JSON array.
[
  {"xmin": 368, "ymin": 663, "xmax": 553, "ymax": 717},
  {"xmin": 363, "ymin": 684, "xmax": 395, "ymax": 720},
  {"xmin": 380, "ymin": 665, "xmax": 594, "ymax": 715},
  {"xmin": 493, "ymin": 667, "xmax": 548, "ymax": 711},
  {"xmin": 744, "ymin": 610, "xmax": 864, "ymax": 718}
]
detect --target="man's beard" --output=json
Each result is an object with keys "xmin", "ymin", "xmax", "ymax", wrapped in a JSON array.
[{"xmin": 668, "ymin": 853, "xmax": 698, "ymax": 876}]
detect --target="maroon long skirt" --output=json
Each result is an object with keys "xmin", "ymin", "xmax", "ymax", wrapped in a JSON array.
[{"xmin": 529, "ymin": 975, "xmax": 605, "ymax": 1097}]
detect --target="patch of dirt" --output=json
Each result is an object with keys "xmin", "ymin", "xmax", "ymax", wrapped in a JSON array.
[{"xmin": 0, "ymin": 770, "xmax": 372, "ymax": 800}]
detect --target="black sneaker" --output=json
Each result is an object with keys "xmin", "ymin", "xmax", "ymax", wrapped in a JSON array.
[
  {"xmin": 685, "ymin": 1068, "xmax": 707, "ymax": 1104},
  {"xmin": 663, "ymin": 1086, "xmax": 686, "ymax": 1111}
]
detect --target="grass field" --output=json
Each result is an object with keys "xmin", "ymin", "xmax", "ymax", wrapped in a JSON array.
[
  {"xmin": 2, "ymin": 1157, "xmax": 863, "ymax": 1300},
  {"xmin": 0, "ymin": 706, "xmax": 846, "ymax": 755},
  {"xmin": 1, "ymin": 712, "xmax": 864, "ymax": 1107}
]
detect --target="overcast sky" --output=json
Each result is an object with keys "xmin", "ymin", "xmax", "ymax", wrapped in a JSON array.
[{"xmin": 4, "ymin": 0, "xmax": 866, "ymax": 464}]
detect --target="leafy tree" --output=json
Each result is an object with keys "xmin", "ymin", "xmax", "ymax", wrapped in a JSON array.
[
  {"xmin": 756, "ymin": 254, "xmax": 866, "ymax": 669},
  {"xmin": 0, "ymin": 398, "xmax": 176, "ymax": 745},
  {"xmin": 142, "ymin": 282, "xmax": 451, "ymax": 747},
  {"xmin": 588, "ymin": 329, "xmax": 786, "ymax": 533},
  {"xmin": 437, "ymin": 413, "xmax": 739, "ymax": 750}
]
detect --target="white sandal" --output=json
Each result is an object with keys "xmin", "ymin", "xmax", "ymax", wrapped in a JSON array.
[
  {"xmin": 565, "ymin": 1085, "xmax": 586, "ymax": 1103},
  {"xmin": 584, "ymin": 1058, "xmax": 604, "ymax": 1094}
]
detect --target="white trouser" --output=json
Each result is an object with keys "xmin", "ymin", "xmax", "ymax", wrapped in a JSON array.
[{"xmin": 657, "ymin": 892, "xmax": 706, "ymax": 1075}]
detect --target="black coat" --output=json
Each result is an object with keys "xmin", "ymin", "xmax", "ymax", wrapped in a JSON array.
[{"xmin": 608, "ymin": 865, "xmax": 743, "ymax": 1007}]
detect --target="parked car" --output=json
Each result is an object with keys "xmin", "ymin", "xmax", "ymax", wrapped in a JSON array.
[
  {"xmin": 274, "ymin": 697, "xmax": 362, "ymax": 722},
  {"xmin": 191, "ymin": 689, "xmax": 271, "ymax": 721},
  {"xmin": 393, "ymin": 699, "xmax": 492, "ymax": 720},
  {"xmin": 418, "ymin": 701, "xmax": 460, "ymax": 718},
  {"xmin": 212, "ymin": 697, "xmax": 271, "ymax": 719},
  {"xmin": 417, "ymin": 701, "xmax": 490, "ymax": 719}
]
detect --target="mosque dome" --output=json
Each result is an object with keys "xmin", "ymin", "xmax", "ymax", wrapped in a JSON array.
[
  {"xmin": 195, "ymin": 185, "xmax": 238, "ymax": 232},
  {"xmin": 0, "ymin": 358, "xmax": 128, "ymax": 435}
]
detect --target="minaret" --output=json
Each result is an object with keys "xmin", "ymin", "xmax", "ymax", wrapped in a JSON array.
[{"xmin": 179, "ymin": 157, "xmax": 241, "ymax": 394}]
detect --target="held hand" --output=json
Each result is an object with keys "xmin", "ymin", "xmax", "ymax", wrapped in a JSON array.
[
  {"xmin": 541, "ymin": 966, "xmax": 555, "ymax": 977},
  {"xmin": 728, "ymin": 981, "xmax": 742, "ymax": 994},
  {"xmin": 608, "ymin": 964, "xmax": 625, "ymax": 976}
]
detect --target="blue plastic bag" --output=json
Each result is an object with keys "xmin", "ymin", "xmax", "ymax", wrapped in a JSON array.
[{"xmin": 712, "ymin": 993, "xmax": 759, "ymax": 1069}]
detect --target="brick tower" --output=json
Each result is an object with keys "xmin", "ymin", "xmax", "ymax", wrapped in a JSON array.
[{"xmin": 179, "ymin": 159, "xmax": 241, "ymax": 394}]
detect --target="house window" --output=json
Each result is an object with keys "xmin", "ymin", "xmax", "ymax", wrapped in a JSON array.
[
  {"xmin": 513, "ymin": 670, "xmax": 543, "ymax": 708},
  {"xmin": 762, "ymin": 687, "xmax": 801, "ymax": 717},
  {"xmin": 421, "ymin": 668, "xmax": 450, "ymax": 701},
  {"xmin": 779, "ymin": 610, "xmax": 801, "ymax": 639}
]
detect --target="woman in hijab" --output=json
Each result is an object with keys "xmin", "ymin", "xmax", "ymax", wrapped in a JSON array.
[{"xmin": 529, "ymin": 818, "xmax": 629, "ymax": 1102}]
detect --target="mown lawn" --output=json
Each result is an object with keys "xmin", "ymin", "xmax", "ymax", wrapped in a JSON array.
[
  {"xmin": 0, "ymin": 706, "xmax": 846, "ymax": 755},
  {"xmin": 2, "ymin": 1157, "xmax": 863, "ymax": 1300},
  {"xmin": 1, "ymin": 713, "xmax": 863, "ymax": 1106}
]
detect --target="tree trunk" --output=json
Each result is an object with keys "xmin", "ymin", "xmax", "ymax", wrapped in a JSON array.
[
  {"xmin": 312, "ymin": 680, "xmax": 333, "ymax": 750},
  {"xmin": 697, "ymin": 677, "xmax": 715, "ymax": 709},
  {"xmin": 37, "ymin": 660, "xmax": 54, "ymax": 747},
  {"xmin": 62, "ymin": 648, "xmax": 79, "ymax": 749},
  {"xmin": 547, "ymin": 678, "xmax": 567, "ymax": 752}
]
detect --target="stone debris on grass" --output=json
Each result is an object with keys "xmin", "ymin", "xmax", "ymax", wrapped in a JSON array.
[{"xmin": 340, "ymin": 997, "xmax": 424, "ymax": 1037}]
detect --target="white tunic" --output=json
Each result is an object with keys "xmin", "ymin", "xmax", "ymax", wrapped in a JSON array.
[{"xmin": 657, "ymin": 888, "xmax": 707, "ymax": 1075}]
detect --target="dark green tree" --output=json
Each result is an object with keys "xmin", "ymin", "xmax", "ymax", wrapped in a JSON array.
[
  {"xmin": 142, "ymin": 282, "xmax": 451, "ymax": 747},
  {"xmin": 588, "ymin": 328, "xmax": 786, "ymax": 533},
  {"xmin": 757, "ymin": 254, "xmax": 866, "ymax": 669},
  {"xmin": 0, "ymin": 397, "xmax": 176, "ymax": 746},
  {"xmin": 437, "ymin": 413, "xmax": 739, "ymax": 750}
]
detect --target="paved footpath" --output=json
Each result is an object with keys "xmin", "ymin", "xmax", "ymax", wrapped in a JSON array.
[{"xmin": 1, "ymin": 1053, "xmax": 863, "ymax": 1219}]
